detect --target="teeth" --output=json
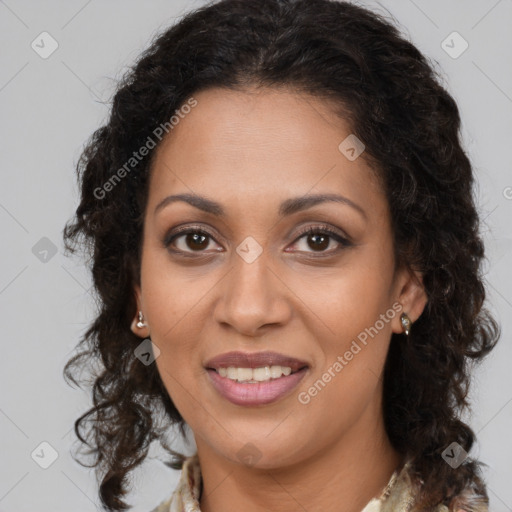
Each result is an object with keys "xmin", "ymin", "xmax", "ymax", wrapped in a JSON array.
[{"xmin": 217, "ymin": 365, "xmax": 294, "ymax": 382}]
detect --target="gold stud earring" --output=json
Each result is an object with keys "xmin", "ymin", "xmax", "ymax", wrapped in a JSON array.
[
  {"xmin": 400, "ymin": 312, "xmax": 412, "ymax": 336},
  {"xmin": 136, "ymin": 311, "xmax": 146, "ymax": 329}
]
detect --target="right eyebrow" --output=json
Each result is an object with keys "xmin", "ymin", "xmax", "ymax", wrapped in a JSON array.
[{"xmin": 154, "ymin": 193, "xmax": 225, "ymax": 217}]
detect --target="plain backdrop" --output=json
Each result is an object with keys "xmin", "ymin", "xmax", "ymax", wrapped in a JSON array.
[{"xmin": 1, "ymin": 1, "xmax": 511, "ymax": 511}]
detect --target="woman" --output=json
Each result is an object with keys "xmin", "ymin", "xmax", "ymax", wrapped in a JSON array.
[{"xmin": 63, "ymin": 1, "xmax": 500, "ymax": 511}]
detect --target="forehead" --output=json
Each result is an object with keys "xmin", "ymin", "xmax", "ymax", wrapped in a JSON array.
[{"xmin": 147, "ymin": 86, "xmax": 385, "ymax": 218}]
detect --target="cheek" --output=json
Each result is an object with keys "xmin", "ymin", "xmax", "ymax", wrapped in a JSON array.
[
  {"xmin": 140, "ymin": 247, "xmax": 224, "ymax": 394},
  {"xmin": 141, "ymin": 246, "xmax": 217, "ymax": 339},
  {"xmin": 289, "ymin": 251, "xmax": 395, "ymax": 400},
  {"xmin": 295, "ymin": 292, "xmax": 394, "ymax": 434},
  {"xmin": 289, "ymin": 256, "xmax": 394, "ymax": 340},
  {"xmin": 152, "ymin": 317, "xmax": 208, "ymax": 423}
]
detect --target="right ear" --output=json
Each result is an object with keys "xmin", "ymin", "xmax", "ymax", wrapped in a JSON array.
[{"xmin": 130, "ymin": 284, "xmax": 150, "ymax": 338}]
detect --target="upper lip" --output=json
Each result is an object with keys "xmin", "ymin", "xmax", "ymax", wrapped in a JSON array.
[{"xmin": 205, "ymin": 351, "xmax": 309, "ymax": 372}]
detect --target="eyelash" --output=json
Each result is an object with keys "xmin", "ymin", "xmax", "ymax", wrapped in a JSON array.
[{"xmin": 163, "ymin": 223, "xmax": 352, "ymax": 258}]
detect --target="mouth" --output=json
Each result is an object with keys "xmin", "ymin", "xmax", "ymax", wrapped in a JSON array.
[
  {"xmin": 204, "ymin": 350, "xmax": 309, "ymax": 373},
  {"xmin": 206, "ymin": 364, "xmax": 308, "ymax": 383},
  {"xmin": 205, "ymin": 366, "xmax": 309, "ymax": 406},
  {"xmin": 204, "ymin": 351, "xmax": 310, "ymax": 406}
]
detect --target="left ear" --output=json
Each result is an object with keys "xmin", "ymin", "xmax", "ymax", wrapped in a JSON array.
[{"xmin": 391, "ymin": 266, "xmax": 428, "ymax": 334}]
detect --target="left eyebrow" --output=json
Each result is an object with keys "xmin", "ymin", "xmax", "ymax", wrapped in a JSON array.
[
  {"xmin": 153, "ymin": 192, "xmax": 367, "ymax": 220},
  {"xmin": 278, "ymin": 193, "xmax": 367, "ymax": 220}
]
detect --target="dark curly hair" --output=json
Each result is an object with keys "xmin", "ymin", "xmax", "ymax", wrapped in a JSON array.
[{"xmin": 62, "ymin": 0, "xmax": 500, "ymax": 510}]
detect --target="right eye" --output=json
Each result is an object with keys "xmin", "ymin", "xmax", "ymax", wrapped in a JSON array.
[{"xmin": 163, "ymin": 226, "xmax": 223, "ymax": 255}]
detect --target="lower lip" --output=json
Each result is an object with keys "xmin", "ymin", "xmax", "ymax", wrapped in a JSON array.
[{"xmin": 206, "ymin": 368, "xmax": 308, "ymax": 406}]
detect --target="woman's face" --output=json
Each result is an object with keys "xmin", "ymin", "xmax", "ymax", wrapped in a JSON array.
[{"xmin": 133, "ymin": 86, "xmax": 426, "ymax": 468}]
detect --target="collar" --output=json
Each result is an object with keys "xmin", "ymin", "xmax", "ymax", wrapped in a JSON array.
[
  {"xmin": 154, "ymin": 453, "xmax": 417, "ymax": 512},
  {"xmin": 153, "ymin": 453, "xmax": 488, "ymax": 512}
]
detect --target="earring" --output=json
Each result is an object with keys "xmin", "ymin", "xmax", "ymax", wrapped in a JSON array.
[
  {"xmin": 136, "ymin": 311, "xmax": 146, "ymax": 329},
  {"xmin": 400, "ymin": 312, "xmax": 412, "ymax": 336}
]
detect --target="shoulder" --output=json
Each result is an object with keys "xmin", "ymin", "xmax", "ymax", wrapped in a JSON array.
[
  {"xmin": 440, "ymin": 485, "xmax": 490, "ymax": 512},
  {"xmin": 150, "ymin": 453, "xmax": 202, "ymax": 512},
  {"xmin": 149, "ymin": 496, "xmax": 173, "ymax": 512},
  {"xmin": 380, "ymin": 460, "xmax": 489, "ymax": 512}
]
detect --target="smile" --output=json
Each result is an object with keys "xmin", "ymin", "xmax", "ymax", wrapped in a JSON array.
[{"xmin": 206, "ymin": 366, "xmax": 308, "ymax": 406}]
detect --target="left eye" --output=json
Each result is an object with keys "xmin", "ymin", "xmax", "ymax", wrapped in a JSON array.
[{"xmin": 289, "ymin": 227, "xmax": 350, "ymax": 254}]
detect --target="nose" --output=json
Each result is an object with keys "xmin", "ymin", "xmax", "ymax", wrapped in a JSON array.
[{"xmin": 213, "ymin": 248, "xmax": 292, "ymax": 337}]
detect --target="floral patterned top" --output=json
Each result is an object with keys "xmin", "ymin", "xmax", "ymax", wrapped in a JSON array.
[{"xmin": 150, "ymin": 453, "xmax": 489, "ymax": 512}]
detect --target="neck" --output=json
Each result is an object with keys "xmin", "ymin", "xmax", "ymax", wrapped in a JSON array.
[{"xmin": 197, "ymin": 402, "xmax": 403, "ymax": 512}]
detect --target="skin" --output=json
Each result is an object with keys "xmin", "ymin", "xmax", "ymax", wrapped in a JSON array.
[{"xmin": 131, "ymin": 86, "xmax": 427, "ymax": 512}]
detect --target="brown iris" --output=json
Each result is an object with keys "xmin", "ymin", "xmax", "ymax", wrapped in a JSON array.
[
  {"xmin": 307, "ymin": 233, "xmax": 329, "ymax": 251},
  {"xmin": 186, "ymin": 232, "xmax": 209, "ymax": 250}
]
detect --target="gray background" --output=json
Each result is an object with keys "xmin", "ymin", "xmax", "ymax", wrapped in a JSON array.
[{"xmin": 1, "ymin": 0, "xmax": 511, "ymax": 510}]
